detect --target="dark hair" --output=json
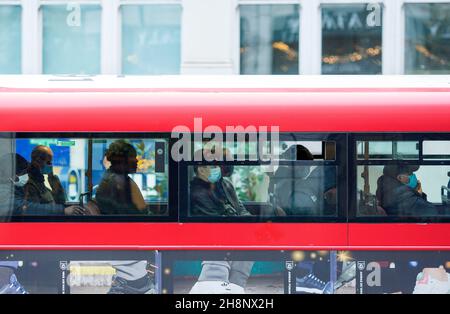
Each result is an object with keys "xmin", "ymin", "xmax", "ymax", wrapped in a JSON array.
[
  {"xmin": 383, "ymin": 164, "xmax": 420, "ymax": 177},
  {"xmin": 280, "ymin": 144, "xmax": 313, "ymax": 160},
  {"xmin": 105, "ymin": 140, "xmax": 136, "ymax": 165}
]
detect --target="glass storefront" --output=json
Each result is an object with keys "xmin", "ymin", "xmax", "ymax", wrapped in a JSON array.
[
  {"xmin": 0, "ymin": 5, "xmax": 21, "ymax": 74},
  {"xmin": 240, "ymin": 4, "xmax": 300, "ymax": 75},
  {"xmin": 42, "ymin": 5, "xmax": 101, "ymax": 75},
  {"xmin": 405, "ymin": 3, "xmax": 450, "ymax": 74},
  {"xmin": 321, "ymin": 3, "xmax": 382, "ymax": 74},
  {"xmin": 121, "ymin": 5, "xmax": 182, "ymax": 75}
]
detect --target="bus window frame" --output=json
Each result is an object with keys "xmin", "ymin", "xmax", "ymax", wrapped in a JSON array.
[
  {"xmin": 349, "ymin": 132, "xmax": 450, "ymax": 223},
  {"xmin": 2, "ymin": 132, "xmax": 178, "ymax": 223},
  {"xmin": 179, "ymin": 132, "xmax": 348, "ymax": 223}
]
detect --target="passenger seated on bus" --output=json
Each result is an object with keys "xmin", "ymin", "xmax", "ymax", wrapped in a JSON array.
[
  {"xmin": 0, "ymin": 153, "xmax": 85, "ymax": 216},
  {"xmin": 20, "ymin": 145, "xmax": 84, "ymax": 215},
  {"xmin": 23, "ymin": 146, "xmax": 63, "ymax": 205},
  {"xmin": 308, "ymin": 166, "xmax": 337, "ymax": 215},
  {"xmin": 273, "ymin": 145, "xmax": 336, "ymax": 215},
  {"xmin": 190, "ymin": 162, "xmax": 251, "ymax": 216},
  {"xmin": 376, "ymin": 165, "xmax": 437, "ymax": 216},
  {"xmin": 95, "ymin": 140, "xmax": 146, "ymax": 215}
]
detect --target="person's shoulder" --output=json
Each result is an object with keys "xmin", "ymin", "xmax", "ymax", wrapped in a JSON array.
[
  {"xmin": 100, "ymin": 170, "xmax": 126, "ymax": 184},
  {"xmin": 191, "ymin": 177, "xmax": 208, "ymax": 188},
  {"xmin": 221, "ymin": 177, "xmax": 236, "ymax": 190}
]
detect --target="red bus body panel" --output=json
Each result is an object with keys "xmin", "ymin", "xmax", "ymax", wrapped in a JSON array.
[
  {"xmin": 0, "ymin": 91, "xmax": 449, "ymax": 133},
  {"xmin": 0, "ymin": 87, "xmax": 449, "ymax": 250},
  {"xmin": 348, "ymin": 224, "xmax": 450, "ymax": 250},
  {"xmin": 0, "ymin": 223, "xmax": 346, "ymax": 250}
]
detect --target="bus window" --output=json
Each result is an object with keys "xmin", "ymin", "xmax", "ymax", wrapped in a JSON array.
[
  {"xmin": 0, "ymin": 134, "xmax": 169, "ymax": 220},
  {"xmin": 192, "ymin": 138, "xmax": 336, "ymax": 162},
  {"xmin": 265, "ymin": 141, "xmax": 336, "ymax": 161},
  {"xmin": 423, "ymin": 141, "xmax": 450, "ymax": 160},
  {"xmin": 184, "ymin": 134, "xmax": 342, "ymax": 221},
  {"xmin": 187, "ymin": 164, "xmax": 337, "ymax": 218},
  {"xmin": 356, "ymin": 138, "xmax": 450, "ymax": 218},
  {"xmin": 357, "ymin": 141, "xmax": 419, "ymax": 160}
]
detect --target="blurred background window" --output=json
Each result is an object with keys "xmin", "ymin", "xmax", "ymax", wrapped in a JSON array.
[
  {"xmin": 240, "ymin": 4, "xmax": 299, "ymax": 75},
  {"xmin": 405, "ymin": 3, "xmax": 450, "ymax": 74},
  {"xmin": 321, "ymin": 3, "xmax": 382, "ymax": 74},
  {"xmin": 0, "ymin": 5, "xmax": 21, "ymax": 74},
  {"xmin": 42, "ymin": 4, "xmax": 101, "ymax": 75},
  {"xmin": 121, "ymin": 5, "xmax": 182, "ymax": 75}
]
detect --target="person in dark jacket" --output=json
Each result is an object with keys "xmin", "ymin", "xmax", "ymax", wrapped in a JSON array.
[
  {"xmin": 376, "ymin": 164, "xmax": 437, "ymax": 216},
  {"xmin": 23, "ymin": 146, "xmax": 66, "ymax": 209},
  {"xmin": 95, "ymin": 140, "xmax": 146, "ymax": 215},
  {"xmin": 190, "ymin": 165, "xmax": 251, "ymax": 216},
  {"xmin": 0, "ymin": 151, "xmax": 84, "ymax": 217},
  {"xmin": 189, "ymin": 160, "xmax": 253, "ymax": 294},
  {"xmin": 272, "ymin": 145, "xmax": 337, "ymax": 215}
]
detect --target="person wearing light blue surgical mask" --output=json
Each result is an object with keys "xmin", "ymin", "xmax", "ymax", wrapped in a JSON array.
[
  {"xmin": 397, "ymin": 172, "xmax": 421, "ymax": 193},
  {"xmin": 12, "ymin": 173, "xmax": 29, "ymax": 188},
  {"xmin": 189, "ymin": 160, "xmax": 254, "ymax": 294},
  {"xmin": 207, "ymin": 166, "xmax": 222, "ymax": 183},
  {"xmin": 190, "ymin": 163, "xmax": 251, "ymax": 216},
  {"xmin": 24, "ymin": 145, "xmax": 78, "ymax": 214},
  {"xmin": 0, "ymin": 152, "xmax": 84, "ymax": 218},
  {"xmin": 376, "ymin": 165, "xmax": 436, "ymax": 217}
]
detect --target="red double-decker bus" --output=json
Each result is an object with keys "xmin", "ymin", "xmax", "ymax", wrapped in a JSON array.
[{"xmin": 0, "ymin": 76, "xmax": 449, "ymax": 295}]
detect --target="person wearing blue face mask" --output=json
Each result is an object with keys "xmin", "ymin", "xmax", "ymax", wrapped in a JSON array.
[
  {"xmin": 189, "ymin": 158, "xmax": 253, "ymax": 294},
  {"xmin": 24, "ymin": 145, "xmax": 65, "ymax": 207},
  {"xmin": 190, "ymin": 165, "xmax": 251, "ymax": 217},
  {"xmin": 0, "ymin": 152, "xmax": 84, "ymax": 217},
  {"xmin": 376, "ymin": 165, "xmax": 436, "ymax": 216}
]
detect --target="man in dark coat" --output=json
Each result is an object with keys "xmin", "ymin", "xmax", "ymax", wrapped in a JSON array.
[
  {"xmin": 23, "ymin": 146, "xmax": 68, "ymax": 212},
  {"xmin": 190, "ymin": 164, "xmax": 251, "ymax": 216},
  {"xmin": 189, "ymin": 162, "xmax": 253, "ymax": 294},
  {"xmin": 0, "ymin": 151, "xmax": 84, "ymax": 217},
  {"xmin": 376, "ymin": 164, "xmax": 437, "ymax": 216}
]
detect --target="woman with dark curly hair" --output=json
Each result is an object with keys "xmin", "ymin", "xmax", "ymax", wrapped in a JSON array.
[{"xmin": 95, "ymin": 140, "xmax": 146, "ymax": 215}]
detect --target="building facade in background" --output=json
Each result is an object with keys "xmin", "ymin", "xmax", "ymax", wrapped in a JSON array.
[{"xmin": 0, "ymin": 0, "xmax": 449, "ymax": 75}]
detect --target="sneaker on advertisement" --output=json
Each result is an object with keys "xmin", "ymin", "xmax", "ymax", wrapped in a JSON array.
[
  {"xmin": 228, "ymin": 283, "xmax": 245, "ymax": 294},
  {"xmin": 189, "ymin": 281, "xmax": 232, "ymax": 294},
  {"xmin": 413, "ymin": 271, "xmax": 450, "ymax": 294},
  {"xmin": 335, "ymin": 261, "xmax": 356, "ymax": 290},
  {"xmin": 296, "ymin": 273, "xmax": 332, "ymax": 294},
  {"xmin": 107, "ymin": 274, "xmax": 155, "ymax": 294},
  {"xmin": 0, "ymin": 274, "xmax": 28, "ymax": 294}
]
